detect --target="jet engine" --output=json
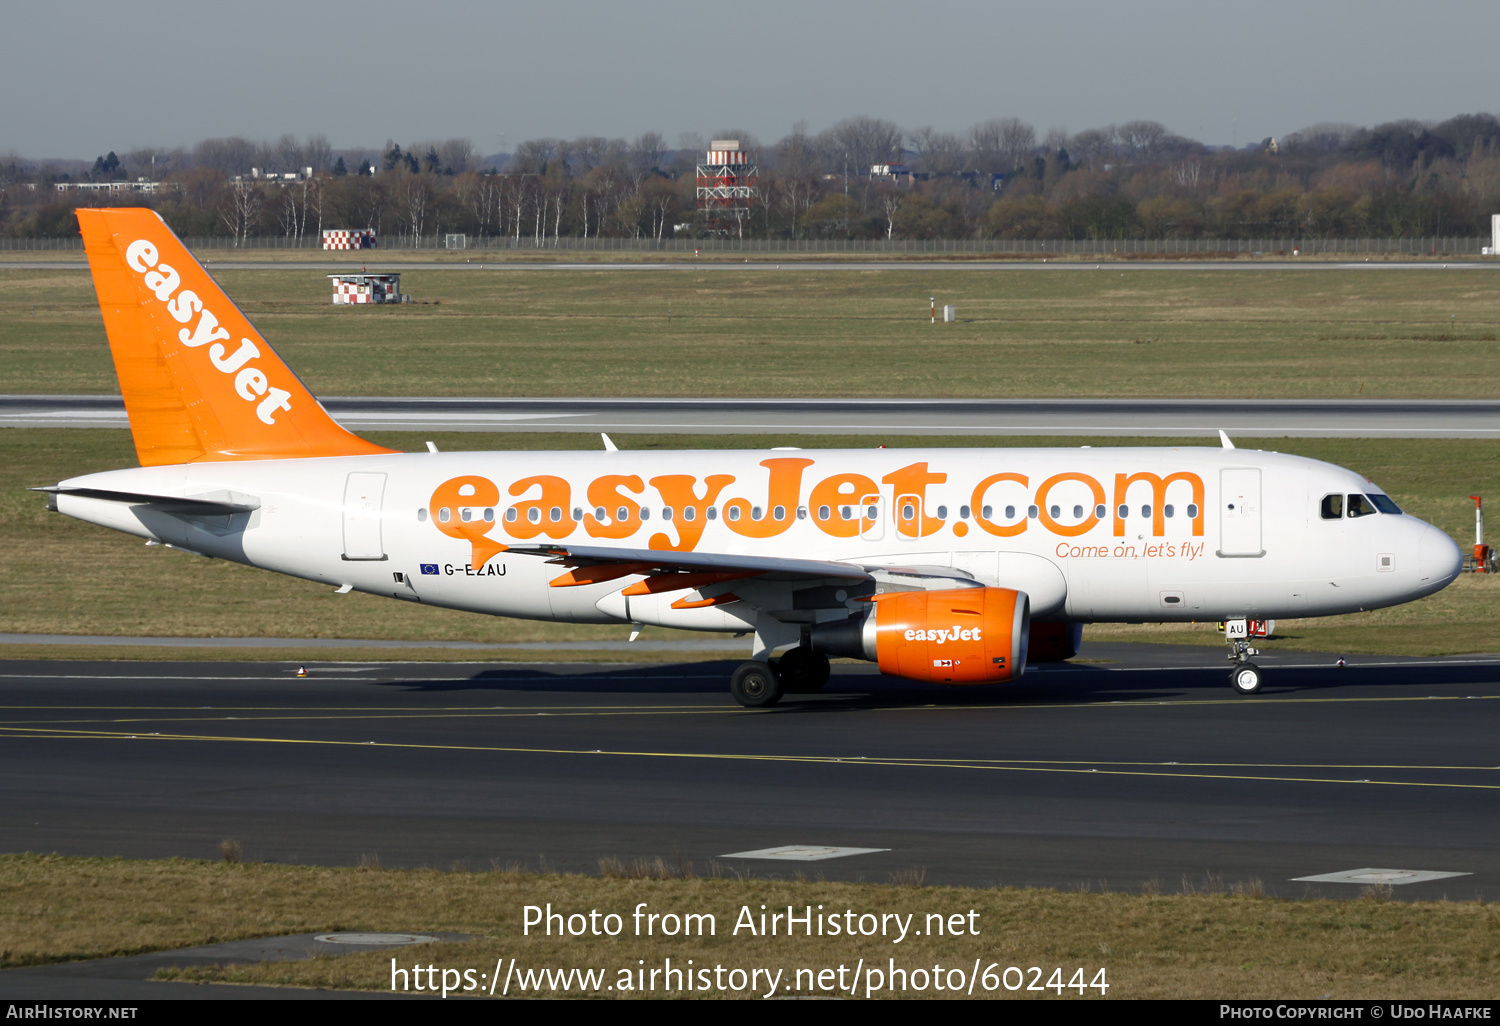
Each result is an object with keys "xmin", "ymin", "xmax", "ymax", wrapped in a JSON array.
[{"xmin": 810, "ymin": 587, "xmax": 1029, "ymax": 684}]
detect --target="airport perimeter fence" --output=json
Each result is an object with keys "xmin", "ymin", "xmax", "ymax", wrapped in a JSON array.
[{"xmin": 1, "ymin": 235, "xmax": 1493, "ymax": 255}]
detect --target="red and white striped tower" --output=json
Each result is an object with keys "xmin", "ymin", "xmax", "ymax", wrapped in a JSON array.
[{"xmin": 695, "ymin": 140, "xmax": 758, "ymax": 236}]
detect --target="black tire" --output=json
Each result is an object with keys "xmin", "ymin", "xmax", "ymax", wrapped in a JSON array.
[
  {"xmin": 1230, "ymin": 662, "xmax": 1263, "ymax": 695},
  {"xmin": 777, "ymin": 647, "xmax": 831, "ymax": 694},
  {"xmin": 730, "ymin": 661, "xmax": 784, "ymax": 707}
]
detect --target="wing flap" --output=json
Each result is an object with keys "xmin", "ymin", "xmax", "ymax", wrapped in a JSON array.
[{"xmin": 504, "ymin": 543, "xmax": 871, "ymax": 582}]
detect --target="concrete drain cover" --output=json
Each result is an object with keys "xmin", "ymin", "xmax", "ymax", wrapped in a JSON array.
[
  {"xmin": 1292, "ymin": 868, "xmax": 1471, "ymax": 885},
  {"xmin": 314, "ymin": 932, "xmax": 439, "ymax": 945},
  {"xmin": 721, "ymin": 845, "xmax": 889, "ymax": 862}
]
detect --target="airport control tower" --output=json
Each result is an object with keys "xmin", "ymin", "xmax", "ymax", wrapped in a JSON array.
[{"xmin": 695, "ymin": 140, "xmax": 757, "ymax": 236}]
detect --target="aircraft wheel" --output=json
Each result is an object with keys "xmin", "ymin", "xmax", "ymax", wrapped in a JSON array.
[
  {"xmin": 777, "ymin": 647, "xmax": 831, "ymax": 694},
  {"xmin": 1229, "ymin": 662, "xmax": 1263, "ymax": 695},
  {"xmin": 730, "ymin": 661, "xmax": 784, "ymax": 708}
]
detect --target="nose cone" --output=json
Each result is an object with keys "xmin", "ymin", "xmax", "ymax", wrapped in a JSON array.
[{"xmin": 1418, "ymin": 524, "xmax": 1463, "ymax": 590}]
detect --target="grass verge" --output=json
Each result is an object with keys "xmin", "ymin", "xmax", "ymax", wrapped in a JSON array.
[
  {"xmin": 4, "ymin": 264, "xmax": 1499, "ymax": 397},
  {"xmin": 1, "ymin": 854, "xmax": 1493, "ymax": 999}
]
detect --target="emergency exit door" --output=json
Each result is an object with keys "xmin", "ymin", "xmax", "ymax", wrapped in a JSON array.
[
  {"xmin": 1218, "ymin": 468, "xmax": 1264, "ymax": 557},
  {"xmin": 342, "ymin": 472, "xmax": 388, "ymax": 560}
]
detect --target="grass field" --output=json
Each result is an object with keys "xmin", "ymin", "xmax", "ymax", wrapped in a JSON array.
[
  {"xmin": 2, "ymin": 428, "xmax": 1498, "ymax": 658},
  {"xmin": 3, "ymin": 265, "xmax": 1500, "ymax": 398},
  {"xmin": 2, "ymin": 854, "xmax": 1495, "ymax": 999}
]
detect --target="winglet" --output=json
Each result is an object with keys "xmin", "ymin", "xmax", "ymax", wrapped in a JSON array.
[
  {"xmin": 76, "ymin": 207, "xmax": 396, "ymax": 466},
  {"xmin": 601, "ymin": 433, "xmax": 618, "ymax": 452},
  {"xmin": 1218, "ymin": 430, "xmax": 1235, "ymax": 450}
]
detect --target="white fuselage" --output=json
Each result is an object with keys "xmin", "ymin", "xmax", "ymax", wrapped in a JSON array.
[{"xmin": 54, "ymin": 446, "xmax": 1462, "ymax": 636}]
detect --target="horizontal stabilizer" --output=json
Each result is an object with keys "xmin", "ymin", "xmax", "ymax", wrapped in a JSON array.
[{"xmin": 34, "ymin": 486, "xmax": 259, "ymax": 516}]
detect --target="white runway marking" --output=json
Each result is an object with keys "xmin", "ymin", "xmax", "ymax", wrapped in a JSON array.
[
  {"xmin": 721, "ymin": 845, "xmax": 889, "ymax": 861},
  {"xmin": 1291, "ymin": 867, "xmax": 1471, "ymax": 885}
]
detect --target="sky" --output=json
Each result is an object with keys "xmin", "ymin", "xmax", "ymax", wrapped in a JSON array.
[{"xmin": 8, "ymin": 0, "xmax": 1499, "ymax": 159}]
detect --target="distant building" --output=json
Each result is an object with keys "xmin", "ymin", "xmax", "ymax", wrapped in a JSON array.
[
  {"xmin": 328, "ymin": 273, "xmax": 405, "ymax": 305},
  {"xmin": 322, "ymin": 229, "xmax": 377, "ymax": 250},
  {"xmin": 54, "ymin": 179, "xmax": 166, "ymax": 194},
  {"xmin": 235, "ymin": 167, "xmax": 316, "ymax": 183}
]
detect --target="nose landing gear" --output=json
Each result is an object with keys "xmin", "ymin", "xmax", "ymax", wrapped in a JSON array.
[{"xmin": 1223, "ymin": 617, "xmax": 1262, "ymax": 695}]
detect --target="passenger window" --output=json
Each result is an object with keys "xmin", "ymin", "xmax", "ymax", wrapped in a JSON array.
[
  {"xmin": 1320, "ymin": 494, "xmax": 1343, "ymax": 520},
  {"xmin": 1187, "ymin": 503, "xmax": 1199, "ymax": 518},
  {"xmin": 1346, "ymin": 494, "xmax": 1376, "ymax": 518},
  {"xmin": 1164, "ymin": 504, "xmax": 1175, "ymax": 518},
  {"xmin": 959, "ymin": 505, "xmax": 971, "ymax": 519}
]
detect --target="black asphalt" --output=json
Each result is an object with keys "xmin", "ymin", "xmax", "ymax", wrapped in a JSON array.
[{"xmin": 2, "ymin": 642, "xmax": 1497, "ymax": 902}]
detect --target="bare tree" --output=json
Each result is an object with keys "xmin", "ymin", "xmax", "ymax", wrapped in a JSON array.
[
  {"xmin": 401, "ymin": 176, "xmax": 432, "ymax": 246},
  {"xmin": 909, "ymin": 126, "xmax": 965, "ymax": 174},
  {"xmin": 220, "ymin": 180, "xmax": 263, "ymax": 245},
  {"xmin": 194, "ymin": 137, "xmax": 257, "ymax": 177},
  {"xmin": 826, "ymin": 116, "xmax": 902, "ymax": 174},
  {"xmin": 1119, "ymin": 120, "xmax": 1169, "ymax": 162},
  {"xmin": 878, "ymin": 187, "xmax": 902, "ymax": 239},
  {"xmin": 629, "ymin": 132, "xmax": 668, "ymax": 176},
  {"xmin": 436, "ymin": 138, "xmax": 476, "ymax": 174},
  {"xmin": 304, "ymin": 135, "xmax": 333, "ymax": 173},
  {"xmin": 971, "ymin": 118, "xmax": 1036, "ymax": 172}
]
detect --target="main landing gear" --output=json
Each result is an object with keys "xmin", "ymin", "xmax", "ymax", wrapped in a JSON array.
[
  {"xmin": 728, "ymin": 647, "xmax": 832, "ymax": 708},
  {"xmin": 1223, "ymin": 617, "xmax": 1263, "ymax": 695}
]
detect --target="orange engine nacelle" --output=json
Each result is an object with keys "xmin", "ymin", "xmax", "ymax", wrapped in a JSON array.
[{"xmin": 870, "ymin": 587, "xmax": 1029, "ymax": 684}]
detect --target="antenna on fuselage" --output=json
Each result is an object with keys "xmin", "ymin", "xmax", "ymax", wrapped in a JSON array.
[{"xmin": 1218, "ymin": 430, "xmax": 1235, "ymax": 450}]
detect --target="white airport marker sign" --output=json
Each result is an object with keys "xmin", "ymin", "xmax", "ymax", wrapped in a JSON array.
[
  {"xmin": 721, "ymin": 845, "xmax": 890, "ymax": 862},
  {"xmin": 1292, "ymin": 868, "xmax": 1471, "ymax": 886}
]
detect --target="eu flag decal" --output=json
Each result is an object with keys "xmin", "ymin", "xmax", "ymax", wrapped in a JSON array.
[{"xmin": 420, "ymin": 563, "xmax": 439, "ymax": 575}]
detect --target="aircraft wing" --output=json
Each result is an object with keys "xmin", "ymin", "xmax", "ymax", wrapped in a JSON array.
[
  {"xmin": 504, "ymin": 542, "xmax": 870, "ymax": 582},
  {"xmin": 504, "ymin": 543, "xmax": 983, "ymax": 602}
]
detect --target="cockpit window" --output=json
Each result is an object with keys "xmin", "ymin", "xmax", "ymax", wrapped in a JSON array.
[
  {"xmin": 1346, "ymin": 494, "xmax": 1377, "ymax": 518},
  {"xmin": 1367, "ymin": 493, "xmax": 1402, "ymax": 515},
  {"xmin": 1320, "ymin": 494, "xmax": 1343, "ymax": 520}
]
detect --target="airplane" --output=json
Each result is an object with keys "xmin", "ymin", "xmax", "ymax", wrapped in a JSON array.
[{"xmin": 41, "ymin": 208, "xmax": 1464, "ymax": 707}]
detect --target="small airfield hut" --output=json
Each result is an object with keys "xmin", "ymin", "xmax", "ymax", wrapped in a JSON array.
[
  {"xmin": 321, "ymin": 229, "xmax": 377, "ymax": 250},
  {"xmin": 328, "ymin": 273, "xmax": 407, "ymax": 305}
]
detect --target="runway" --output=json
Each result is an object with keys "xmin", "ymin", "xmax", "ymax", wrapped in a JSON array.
[
  {"xmin": 2, "ymin": 642, "xmax": 1496, "ymax": 900},
  {"xmin": 9, "ymin": 395, "xmax": 1500, "ymax": 437}
]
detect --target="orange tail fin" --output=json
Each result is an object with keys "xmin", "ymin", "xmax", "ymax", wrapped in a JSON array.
[{"xmin": 77, "ymin": 207, "xmax": 395, "ymax": 466}]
